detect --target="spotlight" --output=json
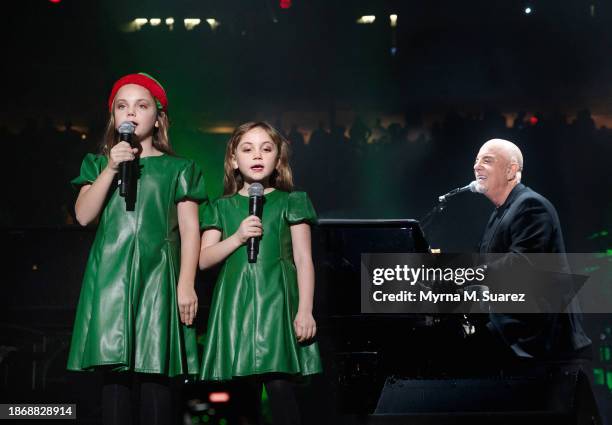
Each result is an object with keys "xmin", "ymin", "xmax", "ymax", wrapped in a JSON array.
[
  {"xmin": 133, "ymin": 18, "xmax": 148, "ymax": 30},
  {"xmin": 206, "ymin": 18, "xmax": 221, "ymax": 30},
  {"xmin": 184, "ymin": 18, "xmax": 201, "ymax": 30},
  {"xmin": 150, "ymin": 18, "xmax": 161, "ymax": 26},
  {"xmin": 390, "ymin": 14, "xmax": 398, "ymax": 27},
  {"xmin": 166, "ymin": 17, "xmax": 174, "ymax": 30},
  {"xmin": 524, "ymin": 7, "xmax": 532, "ymax": 14},
  {"xmin": 357, "ymin": 15, "xmax": 376, "ymax": 24}
]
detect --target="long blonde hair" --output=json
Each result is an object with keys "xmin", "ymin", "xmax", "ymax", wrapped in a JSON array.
[{"xmin": 223, "ymin": 121, "xmax": 293, "ymax": 196}]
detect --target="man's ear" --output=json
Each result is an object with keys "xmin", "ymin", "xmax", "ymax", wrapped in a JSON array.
[{"xmin": 507, "ymin": 163, "xmax": 519, "ymax": 180}]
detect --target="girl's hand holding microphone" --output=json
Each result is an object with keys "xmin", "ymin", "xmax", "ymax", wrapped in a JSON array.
[
  {"xmin": 107, "ymin": 142, "xmax": 138, "ymax": 171},
  {"xmin": 233, "ymin": 215, "xmax": 263, "ymax": 245}
]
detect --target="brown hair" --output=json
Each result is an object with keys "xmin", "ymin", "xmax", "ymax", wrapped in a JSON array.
[
  {"xmin": 223, "ymin": 121, "xmax": 293, "ymax": 196},
  {"xmin": 100, "ymin": 103, "xmax": 174, "ymax": 157}
]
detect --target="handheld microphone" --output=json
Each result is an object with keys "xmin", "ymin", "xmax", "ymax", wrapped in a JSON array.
[
  {"xmin": 247, "ymin": 183, "xmax": 265, "ymax": 263},
  {"xmin": 117, "ymin": 121, "xmax": 136, "ymax": 197},
  {"xmin": 438, "ymin": 181, "xmax": 478, "ymax": 203}
]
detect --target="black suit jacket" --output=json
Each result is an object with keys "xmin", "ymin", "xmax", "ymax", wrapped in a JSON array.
[{"xmin": 479, "ymin": 184, "xmax": 591, "ymax": 358}]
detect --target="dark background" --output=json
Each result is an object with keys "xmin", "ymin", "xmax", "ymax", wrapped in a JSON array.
[{"xmin": 1, "ymin": 0, "xmax": 611, "ymax": 423}]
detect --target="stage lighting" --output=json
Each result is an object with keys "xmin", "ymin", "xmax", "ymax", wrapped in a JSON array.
[
  {"xmin": 206, "ymin": 18, "xmax": 221, "ymax": 30},
  {"xmin": 166, "ymin": 17, "xmax": 174, "ymax": 30},
  {"xmin": 594, "ymin": 368, "xmax": 604, "ymax": 385},
  {"xmin": 390, "ymin": 14, "xmax": 398, "ymax": 27},
  {"xmin": 209, "ymin": 392, "xmax": 230, "ymax": 403},
  {"xmin": 150, "ymin": 18, "xmax": 161, "ymax": 26},
  {"xmin": 133, "ymin": 18, "xmax": 148, "ymax": 30},
  {"xmin": 524, "ymin": 7, "xmax": 532, "ymax": 14},
  {"xmin": 357, "ymin": 15, "xmax": 376, "ymax": 24},
  {"xmin": 184, "ymin": 18, "xmax": 201, "ymax": 30}
]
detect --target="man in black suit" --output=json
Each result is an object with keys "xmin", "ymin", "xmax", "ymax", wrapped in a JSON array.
[
  {"xmin": 472, "ymin": 138, "xmax": 599, "ymax": 422},
  {"xmin": 474, "ymin": 138, "xmax": 591, "ymax": 358}
]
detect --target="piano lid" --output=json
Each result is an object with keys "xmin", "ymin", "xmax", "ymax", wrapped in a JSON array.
[
  {"xmin": 315, "ymin": 218, "xmax": 429, "ymax": 254},
  {"xmin": 318, "ymin": 218, "xmax": 420, "ymax": 227},
  {"xmin": 312, "ymin": 218, "xmax": 430, "ymax": 319}
]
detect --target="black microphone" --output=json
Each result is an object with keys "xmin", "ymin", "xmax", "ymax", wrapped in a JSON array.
[
  {"xmin": 117, "ymin": 121, "xmax": 136, "ymax": 197},
  {"xmin": 247, "ymin": 183, "xmax": 265, "ymax": 263},
  {"xmin": 438, "ymin": 181, "xmax": 478, "ymax": 202}
]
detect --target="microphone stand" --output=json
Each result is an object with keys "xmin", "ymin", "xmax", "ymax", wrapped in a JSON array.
[
  {"xmin": 421, "ymin": 182, "xmax": 477, "ymax": 234},
  {"xmin": 419, "ymin": 198, "xmax": 447, "ymax": 235},
  {"xmin": 420, "ymin": 196, "xmax": 479, "ymax": 338}
]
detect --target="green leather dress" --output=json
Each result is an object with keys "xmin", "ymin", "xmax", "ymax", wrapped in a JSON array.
[
  {"xmin": 199, "ymin": 190, "xmax": 322, "ymax": 381},
  {"xmin": 67, "ymin": 153, "xmax": 207, "ymax": 377}
]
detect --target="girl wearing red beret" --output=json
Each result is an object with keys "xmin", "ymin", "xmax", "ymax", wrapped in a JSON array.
[{"xmin": 67, "ymin": 73, "xmax": 207, "ymax": 425}]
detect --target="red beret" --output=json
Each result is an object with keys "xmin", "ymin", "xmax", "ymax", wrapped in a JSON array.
[{"xmin": 108, "ymin": 72, "xmax": 168, "ymax": 112}]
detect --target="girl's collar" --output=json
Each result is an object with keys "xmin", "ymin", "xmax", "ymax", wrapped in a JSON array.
[
  {"xmin": 236, "ymin": 188, "xmax": 278, "ymax": 198},
  {"xmin": 140, "ymin": 152, "xmax": 165, "ymax": 159}
]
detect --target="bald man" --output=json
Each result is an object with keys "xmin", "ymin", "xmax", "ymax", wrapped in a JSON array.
[
  {"xmin": 473, "ymin": 138, "xmax": 591, "ymax": 358},
  {"xmin": 470, "ymin": 139, "xmax": 600, "ymax": 422},
  {"xmin": 473, "ymin": 138, "xmax": 523, "ymax": 209}
]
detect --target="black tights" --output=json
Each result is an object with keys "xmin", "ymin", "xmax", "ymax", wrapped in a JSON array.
[
  {"xmin": 102, "ymin": 371, "xmax": 174, "ymax": 425},
  {"xmin": 243, "ymin": 375, "xmax": 301, "ymax": 425},
  {"xmin": 264, "ymin": 377, "xmax": 301, "ymax": 425}
]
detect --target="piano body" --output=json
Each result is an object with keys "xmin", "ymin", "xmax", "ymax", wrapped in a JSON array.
[{"xmin": 312, "ymin": 219, "xmax": 466, "ymax": 413}]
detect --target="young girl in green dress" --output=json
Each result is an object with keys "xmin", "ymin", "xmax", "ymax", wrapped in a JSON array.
[
  {"xmin": 67, "ymin": 73, "xmax": 206, "ymax": 425},
  {"xmin": 199, "ymin": 121, "xmax": 321, "ymax": 425}
]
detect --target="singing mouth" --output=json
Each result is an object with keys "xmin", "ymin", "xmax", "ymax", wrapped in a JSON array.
[{"xmin": 251, "ymin": 165, "xmax": 264, "ymax": 172}]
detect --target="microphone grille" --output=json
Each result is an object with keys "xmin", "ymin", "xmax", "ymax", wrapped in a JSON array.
[
  {"xmin": 248, "ymin": 183, "xmax": 265, "ymax": 197},
  {"xmin": 118, "ymin": 121, "xmax": 136, "ymax": 134}
]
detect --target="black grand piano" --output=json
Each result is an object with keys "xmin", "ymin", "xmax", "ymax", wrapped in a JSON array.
[
  {"xmin": 312, "ymin": 219, "xmax": 472, "ymax": 413},
  {"xmin": 311, "ymin": 219, "xmax": 597, "ymax": 424}
]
